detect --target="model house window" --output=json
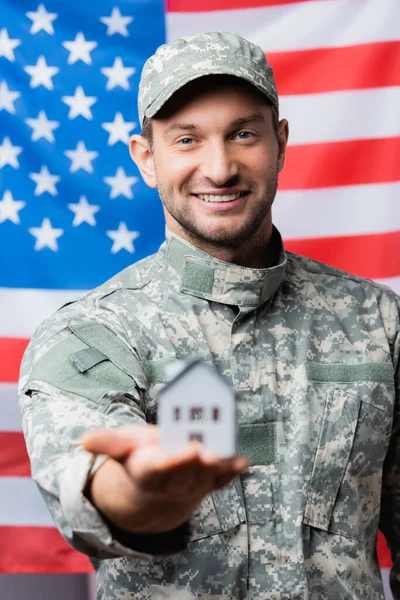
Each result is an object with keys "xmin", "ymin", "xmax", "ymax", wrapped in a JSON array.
[
  {"xmin": 174, "ymin": 407, "xmax": 181, "ymax": 421},
  {"xmin": 189, "ymin": 432, "xmax": 204, "ymax": 443},
  {"xmin": 191, "ymin": 407, "xmax": 204, "ymax": 421},
  {"xmin": 212, "ymin": 407, "xmax": 220, "ymax": 421}
]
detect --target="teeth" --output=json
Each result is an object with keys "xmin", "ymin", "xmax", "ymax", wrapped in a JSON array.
[{"xmin": 197, "ymin": 192, "xmax": 243, "ymax": 202}]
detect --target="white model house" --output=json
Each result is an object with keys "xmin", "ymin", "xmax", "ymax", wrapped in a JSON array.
[{"xmin": 158, "ymin": 360, "xmax": 237, "ymax": 458}]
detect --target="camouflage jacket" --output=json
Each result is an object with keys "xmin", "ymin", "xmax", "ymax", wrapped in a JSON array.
[{"xmin": 19, "ymin": 228, "xmax": 400, "ymax": 600}]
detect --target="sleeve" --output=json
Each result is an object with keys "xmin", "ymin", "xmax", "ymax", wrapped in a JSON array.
[
  {"xmin": 19, "ymin": 317, "xmax": 191, "ymax": 561},
  {"xmin": 379, "ymin": 296, "xmax": 400, "ymax": 599}
]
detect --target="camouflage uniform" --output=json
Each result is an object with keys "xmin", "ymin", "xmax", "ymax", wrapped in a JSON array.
[
  {"xmin": 19, "ymin": 228, "xmax": 400, "ymax": 599},
  {"xmin": 19, "ymin": 30, "xmax": 400, "ymax": 600}
]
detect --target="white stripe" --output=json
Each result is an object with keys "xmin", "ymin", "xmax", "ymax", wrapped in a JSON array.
[
  {"xmin": 0, "ymin": 288, "xmax": 84, "ymax": 338},
  {"xmin": 381, "ymin": 567, "xmax": 394, "ymax": 599},
  {"xmin": 0, "ymin": 477, "xmax": 54, "ymax": 527},
  {"xmin": 280, "ymin": 87, "xmax": 400, "ymax": 145},
  {"xmin": 374, "ymin": 276, "xmax": 400, "ymax": 296},
  {"xmin": 274, "ymin": 182, "xmax": 400, "ymax": 239},
  {"xmin": 167, "ymin": 0, "xmax": 400, "ymax": 51},
  {"xmin": 0, "ymin": 384, "xmax": 21, "ymax": 431}
]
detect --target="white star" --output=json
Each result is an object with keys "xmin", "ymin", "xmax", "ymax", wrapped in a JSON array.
[
  {"xmin": 0, "ymin": 137, "xmax": 22, "ymax": 169},
  {"xmin": 24, "ymin": 55, "xmax": 59, "ymax": 90},
  {"xmin": 68, "ymin": 195, "xmax": 100, "ymax": 227},
  {"xmin": 102, "ymin": 112, "xmax": 136, "ymax": 146},
  {"xmin": 25, "ymin": 110, "xmax": 59, "ymax": 142},
  {"xmin": 100, "ymin": 7, "xmax": 133, "ymax": 37},
  {"xmin": 0, "ymin": 81, "xmax": 20, "ymax": 114},
  {"xmin": 0, "ymin": 190, "xmax": 25, "ymax": 224},
  {"xmin": 64, "ymin": 141, "xmax": 99, "ymax": 173},
  {"xmin": 103, "ymin": 167, "xmax": 138, "ymax": 199},
  {"xmin": 101, "ymin": 57, "xmax": 135, "ymax": 91},
  {"xmin": 29, "ymin": 165, "xmax": 60, "ymax": 196},
  {"xmin": 62, "ymin": 86, "xmax": 97, "ymax": 120},
  {"xmin": 26, "ymin": 4, "xmax": 58, "ymax": 35},
  {"xmin": 0, "ymin": 28, "xmax": 21, "ymax": 61},
  {"xmin": 62, "ymin": 32, "xmax": 97, "ymax": 65},
  {"xmin": 107, "ymin": 222, "xmax": 139, "ymax": 254},
  {"xmin": 29, "ymin": 217, "xmax": 63, "ymax": 251}
]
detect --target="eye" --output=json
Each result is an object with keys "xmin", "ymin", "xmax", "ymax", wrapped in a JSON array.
[
  {"xmin": 177, "ymin": 137, "xmax": 193, "ymax": 145},
  {"xmin": 234, "ymin": 131, "xmax": 254, "ymax": 140}
]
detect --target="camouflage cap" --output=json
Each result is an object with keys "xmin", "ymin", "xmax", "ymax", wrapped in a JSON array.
[{"xmin": 138, "ymin": 32, "xmax": 279, "ymax": 127}]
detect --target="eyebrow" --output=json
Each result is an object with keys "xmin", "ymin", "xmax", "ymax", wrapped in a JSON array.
[{"xmin": 163, "ymin": 113, "xmax": 266, "ymax": 137}]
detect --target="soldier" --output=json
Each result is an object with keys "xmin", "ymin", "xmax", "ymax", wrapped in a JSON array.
[{"xmin": 19, "ymin": 32, "xmax": 400, "ymax": 599}]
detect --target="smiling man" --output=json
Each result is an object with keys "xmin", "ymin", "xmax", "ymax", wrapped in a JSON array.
[
  {"xmin": 19, "ymin": 33, "xmax": 400, "ymax": 600},
  {"xmin": 131, "ymin": 74, "xmax": 286, "ymax": 269}
]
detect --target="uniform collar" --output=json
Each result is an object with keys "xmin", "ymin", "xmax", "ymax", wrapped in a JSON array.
[{"xmin": 160, "ymin": 227, "xmax": 286, "ymax": 307}]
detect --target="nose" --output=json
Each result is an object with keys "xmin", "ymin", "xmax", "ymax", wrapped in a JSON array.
[{"xmin": 199, "ymin": 139, "xmax": 239, "ymax": 186}]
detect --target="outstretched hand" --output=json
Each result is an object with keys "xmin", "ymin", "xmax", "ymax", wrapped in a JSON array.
[{"xmin": 82, "ymin": 424, "xmax": 248, "ymax": 534}]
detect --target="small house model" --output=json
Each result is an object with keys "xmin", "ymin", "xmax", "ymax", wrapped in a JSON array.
[{"xmin": 158, "ymin": 360, "xmax": 237, "ymax": 458}]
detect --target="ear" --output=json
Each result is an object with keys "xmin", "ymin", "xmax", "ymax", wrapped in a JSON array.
[
  {"xmin": 277, "ymin": 119, "xmax": 289, "ymax": 174},
  {"xmin": 129, "ymin": 134, "xmax": 157, "ymax": 188}
]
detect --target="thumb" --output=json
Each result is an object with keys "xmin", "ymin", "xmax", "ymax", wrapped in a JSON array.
[{"xmin": 81, "ymin": 424, "xmax": 159, "ymax": 459}]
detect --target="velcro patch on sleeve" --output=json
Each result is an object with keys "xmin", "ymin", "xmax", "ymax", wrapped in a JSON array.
[
  {"xmin": 69, "ymin": 347, "xmax": 108, "ymax": 373},
  {"xmin": 27, "ymin": 334, "xmax": 141, "ymax": 404}
]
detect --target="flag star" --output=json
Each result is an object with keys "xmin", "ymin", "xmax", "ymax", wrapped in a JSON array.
[
  {"xmin": 24, "ymin": 55, "xmax": 59, "ymax": 90},
  {"xmin": 104, "ymin": 167, "xmax": 138, "ymax": 199},
  {"xmin": 29, "ymin": 217, "xmax": 63, "ymax": 251},
  {"xmin": 102, "ymin": 112, "xmax": 136, "ymax": 145},
  {"xmin": 107, "ymin": 222, "xmax": 139, "ymax": 254},
  {"xmin": 0, "ymin": 81, "xmax": 20, "ymax": 113},
  {"xmin": 26, "ymin": 4, "xmax": 58, "ymax": 35},
  {"xmin": 101, "ymin": 57, "xmax": 135, "ymax": 91},
  {"xmin": 62, "ymin": 86, "xmax": 97, "ymax": 120},
  {"xmin": 100, "ymin": 7, "xmax": 133, "ymax": 37},
  {"xmin": 64, "ymin": 141, "xmax": 99, "ymax": 173},
  {"xmin": 68, "ymin": 195, "xmax": 100, "ymax": 227},
  {"xmin": 0, "ymin": 137, "xmax": 22, "ymax": 169},
  {"xmin": 29, "ymin": 165, "xmax": 60, "ymax": 196},
  {"xmin": 62, "ymin": 32, "xmax": 97, "ymax": 65},
  {"xmin": 26, "ymin": 110, "xmax": 59, "ymax": 142},
  {"xmin": 0, "ymin": 28, "xmax": 21, "ymax": 61},
  {"xmin": 0, "ymin": 190, "xmax": 25, "ymax": 224}
]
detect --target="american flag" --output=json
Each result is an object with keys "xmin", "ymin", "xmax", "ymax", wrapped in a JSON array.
[{"xmin": 0, "ymin": 0, "xmax": 398, "ymax": 585}]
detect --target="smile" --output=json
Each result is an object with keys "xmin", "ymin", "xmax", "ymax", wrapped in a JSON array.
[{"xmin": 196, "ymin": 191, "xmax": 246, "ymax": 203}]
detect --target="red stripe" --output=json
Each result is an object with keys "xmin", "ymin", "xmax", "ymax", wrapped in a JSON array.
[
  {"xmin": 269, "ymin": 41, "xmax": 400, "ymax": 96},
  {"xmin": 0, "ymin": 526, "xmax": 93, "ymax": 573},
  {"xmin": 280, "ymin": 137, "xmax": 400, "ymax": 191},
  {"xmin": 0, "ymin": 432, "xmax": 31, "ymax": 477},
  {"xmin": 377, "ymin": 531, "xmax": 392, "ymax": 569},
  {"xmin": 0, "ymin": 338, "xmax": 29, "ymax": 383},
  {"xmin": 284, "ymin": 230, "xmax": 400, "ymax": 280},
  {"xmin": 167, "ymin": 0, "xmax": 315, "ymax": 12}
]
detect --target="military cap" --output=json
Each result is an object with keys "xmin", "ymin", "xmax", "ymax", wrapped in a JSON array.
[{"xmin": 138, "ymin": 31, "xmax": 279, "ymax": 127}]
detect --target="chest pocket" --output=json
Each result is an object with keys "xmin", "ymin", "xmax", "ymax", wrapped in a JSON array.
[
  {"xmin": 190, "ymin": 480, "xmax": 246, "ymax": 541},
  {"xmin": 303, "ymin": 362, "xmax": 395, "ymax": 541}
]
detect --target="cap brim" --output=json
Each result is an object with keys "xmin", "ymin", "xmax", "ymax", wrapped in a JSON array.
[{"xmin": 143, "ymin": 64, "xmax": 278, "ymax": 124}]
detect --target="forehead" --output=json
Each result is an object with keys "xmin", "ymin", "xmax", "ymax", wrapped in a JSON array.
[{"xmin": 153, "ymin": 75, "xmax": 270, "ymax": 124}]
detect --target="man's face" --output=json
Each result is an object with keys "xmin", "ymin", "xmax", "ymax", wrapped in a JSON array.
[{"xmin": 144, "ymin": 79, "xmax": 287, "ymax": 251}]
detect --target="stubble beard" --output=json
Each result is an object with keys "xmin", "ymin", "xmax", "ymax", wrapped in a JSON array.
[{"xmin": 157, "ymin": 168, "xmax": 279, "ymax": 250}]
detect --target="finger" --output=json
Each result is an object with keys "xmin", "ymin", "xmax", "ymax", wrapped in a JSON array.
[
  {"xmin": 124, "ymin": 444, "xmax": 202, "ymax": 491},
  {"xmin": 198, "ymin": 456, "xmax": 250, "ymax": 492},
  {"xmin": 82, "ymin": 424, "xmax": 159, "ymax": 458}
]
